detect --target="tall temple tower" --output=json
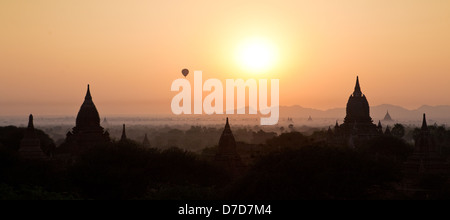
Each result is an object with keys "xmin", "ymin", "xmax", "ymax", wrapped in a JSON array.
[
  {"xmin": 19, "ymin": 114, "xmax": 46, "ymax": 160},
  {"xmin": 120, "ymin": 124, "xmax": 127, "ymax": 142},
  {"xmin": 344, "ymin": 76, "xmax": 372, "ymax": 124},
  {"xmin": 377, "ymin": 120, "xmax": 383, "ymax": 134},
  {"xmin": 340, "ymin": 76, "xmax": 378, "ymax": 138},
  {"xmin": 62, "ymin": 85, "xmax": 110, "ymax": 154},
  {"xmin": 404, "ymin": 114, "xmax": 447, "ymax": 175},
  {"xmin": 215, "ymin": 118, "xmax": 245, "ymax": 176},
  {"xmin": 328, "ymin": 77, "xmax": 379, "ymax": 146}
]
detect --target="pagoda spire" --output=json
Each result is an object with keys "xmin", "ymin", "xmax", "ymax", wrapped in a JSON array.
[
  {"xmin": 215, "ymin": 117, "xmax": 244, "ymax": 176},
  {"xmin": 353, "ymin": 76, "xmax": 362, "ymax": 97},
  {"xmin": 19, "ymin": 114, "xmax": 46, "ymax": 160},
  {"xmin": 218, "ymin": 117, "xmax": 236, "ymax": 153},
  {"xmin": 27, "ymin": 114, "xmax": 35, "ymax": 130},
  {"xmin": 421, "ymin": 114, "xmax": 428, "ymax": 131},
  {"xmin": 120, "ymin": 124, "xmax": 127, "ymax": 141},
  {"xmin": 142, "ymin": 133, "xmax": 150, "ymax": 147},
  {"xmin": 85, "ymin": 84, "xmax": 92, "ymax": 100},
  {"xmin": 23, "ymin": 114, "xmax": 37, "ymax": 139},
  {"xmin": 225, "ymin": 117, "xmax": 230, "ymax": 131},
  {"xmin": 384, "ymin": 110, "xmax": 393, "ymax": 121},
  {"xmin": 75, "ymin": 84, "xmax": 101, "ymax": 128}
]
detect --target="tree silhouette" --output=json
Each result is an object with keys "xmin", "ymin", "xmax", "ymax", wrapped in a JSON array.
[
  {"xmin": 225, "ymin": 146, "xmax": 399, "ymax": 200},
  {"xmin": 391, "ymin": 124, "xmax": 406, "ymax": 138},
  {"xmin": 68, "ymin": 142, "xmax": 230, "ymax": 199}
]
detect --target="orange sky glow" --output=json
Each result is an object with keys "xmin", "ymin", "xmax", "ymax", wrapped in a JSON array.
[{"xmin": 1, "ymin": 0, "xmax": 450, "ymax": 116}]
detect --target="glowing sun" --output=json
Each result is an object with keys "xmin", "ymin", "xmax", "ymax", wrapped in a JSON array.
[{"xmin": 236, "ymin": 37, "xmax": 278, "ymax": 73}]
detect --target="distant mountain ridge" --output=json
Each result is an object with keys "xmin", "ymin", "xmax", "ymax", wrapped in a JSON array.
[{"xmin": 280, "ymin": 104, "xmax": 450, "ymax": 121}]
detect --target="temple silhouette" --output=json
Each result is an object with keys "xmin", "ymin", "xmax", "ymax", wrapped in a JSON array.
[
  {"xmin": 19, "ymin": 114, "xmax": 47, "ymax": 160},
  {"xmin": 329, "ymin": 76, "xmax": 380, "ymax": 146},
  {"xmin": 120, "ymin": 124, "xmax": 128, "ymax": 142},
  {"xmin": 214, "ymin": 118, "xmax": 245, "ymax": 176},
  {"xmin": 4, "ymin": 76, "xmax": 450, "ymax": 200},
  {"xmin": 383, "ymin": 111, "xmax": 393, "ymax": 121},
  {"xmin": 402, "ymin": 114, "xmax": 449, "ymax": 193},
  {"xmin": 404, "ymin": 114, "xmax": 448, "ymax": 175},
  {"xmin": 58, "ymin": 85, "xmax": 110, "ymax": 155},
  {"xmin": 142, "ymin": 134, "xmax": 151, "ymax": 147}
]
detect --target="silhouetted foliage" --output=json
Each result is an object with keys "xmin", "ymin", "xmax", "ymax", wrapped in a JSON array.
[
  {"xmin": 2, "ymin": 123, "xmax": 450, "ymax": 200},
  {"xmin": 412, "ymin": 125, "xmax": 450, "ymax": 157},
  {"xmin": 288, "ymin": 124, "xmax": 294, "ymax": 131},
  {"xmin": 0, "ymin": 148, "xmax": 73, "ymax": 200},
  {"xmin": 0, "ymin": 126, "xmax": 56, "ymax": 156},
  {"xmin": 419, "ymin": 174, "xmax": 448, "ymax": 191},
  {"xmin": 0, "ymin": 146, "xmax": 18, "ymax": 182},
  {"xmin": 0, "ymin": 184, "xmax": 76, "ymax": 200},
  {"xmin": 266, "ymin": 132, "xmax": 311, "ymax": 149},
  {"xmin": 0, "ymin": 126, "xmax": 23, "ymax": 151},
  {"xmin": 226, "ymin": 146, "xmax": 400, "ymax": 200},
  {"xmin": 251, "ymin": 130, "xmax": 277, "ymax": 144},
  {"xmin": 68, "ymin": 142, "xmax": 230, "ymax": 199},
  {"xmin": 359, "ymin": 136, "xmax": 414, "ymax": 161},
  {"xmin": 391, "ymin": 124, "xmax": 406, "ymax": 138}
]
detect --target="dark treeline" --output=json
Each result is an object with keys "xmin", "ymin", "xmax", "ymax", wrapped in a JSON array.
[
  {"xmin": 2, "ymin": 124, "xmax": 450, "ymax": 200},
  {"xmin": 47, "ymin": 125, "xmax": 278, "ymax": 152}
]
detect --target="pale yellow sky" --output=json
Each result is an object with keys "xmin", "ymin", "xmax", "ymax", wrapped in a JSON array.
[{"xmin": 1, "ymin": 0, "xmax": 450, "ymax": 115}]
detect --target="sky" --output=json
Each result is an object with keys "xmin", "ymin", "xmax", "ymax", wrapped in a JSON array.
[{"xmin": 1, "ymin": 0, "xmax": 450, "ymax": 116}]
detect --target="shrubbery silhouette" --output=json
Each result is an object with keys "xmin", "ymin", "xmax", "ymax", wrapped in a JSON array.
[
  {"xmin": 226, "ymin": 146, "xmax": 400, "ymax": 200},
  {"xmin": 69, "ymin": 142, "xmax": 230, "ymax": 199}
]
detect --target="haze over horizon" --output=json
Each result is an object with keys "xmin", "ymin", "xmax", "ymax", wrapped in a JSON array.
[{"xmin": 1, "ymin": 0, "xmax": 450, "ymax": 116}]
